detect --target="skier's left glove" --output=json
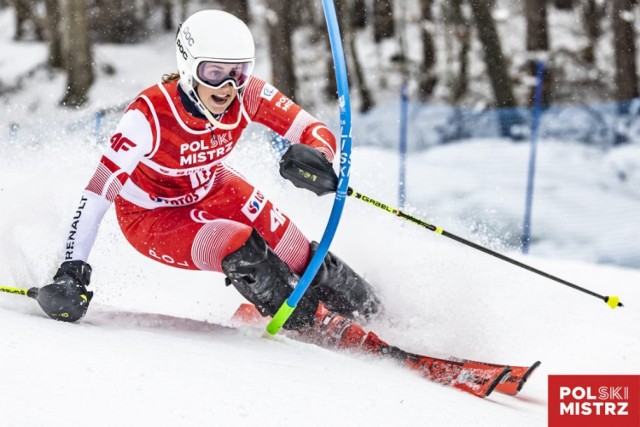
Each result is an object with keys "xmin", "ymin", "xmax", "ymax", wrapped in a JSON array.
[
  {"xmin": 279, "ymin": 144, "xmax": 338, "ymax": 196},
  {"xmin": 37, "ymin": 260, "xmax": 93, "ymax": 322}
]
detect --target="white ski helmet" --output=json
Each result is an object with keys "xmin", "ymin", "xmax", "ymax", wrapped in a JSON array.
[{"xmin": 176, "ymin": 10, "xmax": 255, "ymax": 116}]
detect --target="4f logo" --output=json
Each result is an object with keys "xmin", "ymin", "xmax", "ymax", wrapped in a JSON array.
[
  {"xmin": 270, "ymin": 207, "xmax": 287, "ymax": 232},
  {"xmin": 110, "ymin": 133, "xmax": 137, "ymax": 152}
]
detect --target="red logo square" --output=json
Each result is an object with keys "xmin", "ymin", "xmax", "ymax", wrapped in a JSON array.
[{"xmin": 549, "ymin": 375, "xmax": 640, "ymax": 427}]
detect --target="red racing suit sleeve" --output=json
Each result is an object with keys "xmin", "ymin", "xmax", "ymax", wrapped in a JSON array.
[
  {"xmin": 241, "ymin": 78, "xmax": 337, "ymax": 161},
  {"xmin": 62, "ymin": 103, "xmax": 154, "ymax": 262}
]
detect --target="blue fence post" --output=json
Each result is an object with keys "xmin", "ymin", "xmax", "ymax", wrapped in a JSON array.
[
  {"xmin": 522, "ymin": 60, "xmax": 545, "ymax": 254},
  {"xmin": 9, "ymin": 122, "xmax": 19, "ymax": 141},
  {"xmin": 399, "ymin": 83, "xmax": 409, "ymax": 208},
  {"xmin": 94, "ymin": 110, "xmax": 105, "ymax": 142}
]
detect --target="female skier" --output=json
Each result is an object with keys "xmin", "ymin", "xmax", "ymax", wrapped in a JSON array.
[
  {"xmin": 31, "ymin": 11, "xmax": 525, "ymax": 397},
  {"xmin": 36, "ymin": 9, "xmax": 383, "ymax": 348}
]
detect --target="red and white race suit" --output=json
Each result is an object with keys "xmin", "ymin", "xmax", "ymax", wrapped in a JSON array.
[{"xmin": 62, "ymin": 77, "xmax": 336, "ymax": 275}]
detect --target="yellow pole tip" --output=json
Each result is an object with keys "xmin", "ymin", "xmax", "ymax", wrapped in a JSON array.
[{"xmin": 606, "ymin": 296, "xmax": 620, "ymax": 309}]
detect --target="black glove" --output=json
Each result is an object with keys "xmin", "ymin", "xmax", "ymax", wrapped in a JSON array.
[
  {"xmin": 37, "ymin": 260, "xmax": 93, "ymax": 322},
  {"xmin": 279, "ymin": 144, "xmax": 338, "ymax": 196}
]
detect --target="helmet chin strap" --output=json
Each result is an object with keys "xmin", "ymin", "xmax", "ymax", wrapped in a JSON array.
[{"xmin": 188, "ymin": 88, "xmax": 243, "ymax": 131}]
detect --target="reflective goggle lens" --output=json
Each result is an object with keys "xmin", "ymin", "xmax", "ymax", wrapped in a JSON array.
[{"xmin": 195, "ymin": 61, "xmax": 253, "ymax": 89}]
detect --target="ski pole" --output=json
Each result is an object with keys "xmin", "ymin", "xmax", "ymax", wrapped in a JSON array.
[
  {"xmin": 0, "ymin": 285, "xmax": 39, "ymax": 299},
  {"xmin": 347, "ymin": 187, "xmax": 624, "ymax": 309}
]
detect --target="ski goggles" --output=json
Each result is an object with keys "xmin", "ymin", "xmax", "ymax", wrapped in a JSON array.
[{"xmin": 194, "ymin": 59, "xmax": 254, "ymax": 90}]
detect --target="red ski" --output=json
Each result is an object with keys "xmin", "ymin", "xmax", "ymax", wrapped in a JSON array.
[
  {"xmin": 479, "ymin": 360, "xmax": 541, "ymax": 395},
  {"xmin": 232, "ymin": 304, "xmax": 513, "ymax": 398},
  {"xmin": 450, "ymin": 355, "xmax": 541, "ymax": 395},
  {"xmin": 401, "ymin": 351, "xmax": 510, "ymax": 398}
]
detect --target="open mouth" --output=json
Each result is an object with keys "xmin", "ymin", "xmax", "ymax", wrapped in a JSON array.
[{"xmin": 211, "ymin": 94, "xmax": 229, "ymax": 104}]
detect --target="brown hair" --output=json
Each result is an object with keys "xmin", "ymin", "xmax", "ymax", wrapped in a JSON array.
[{"xmin": 162, "ymin": 72, "xmax": 180, "ymax": 83}]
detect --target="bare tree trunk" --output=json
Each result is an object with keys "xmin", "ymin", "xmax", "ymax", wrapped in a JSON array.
[
  {"xmin": 352, "ymin": 0, "xmax": 367, "ymax": 29},
  {"xmin": 468, "ymin": 0, "xmax": 516, "ymax": 107},
  {"xmin": 417, "ymin": 0, "xmax": 437, "ymax": 101},
  {"xmin": 59, "ymin": 0, "xmax": 93, "ymax": 107},
  {"xmin": 347, "ymin": 20, "xmax": 374, "ymax": 111},
  {"xmin": 580, "ymin": 0, "xmax": 604, "ymax": 64},
  {"xmin": 524, "ymin": 0, "xmax": 552, "ymax": 106},
  {"xmin": 266, "ymin": 0, "xmax": 297, "ymax": 99},
  {"xmin": 449, "ymin": 0, "xmax": 470, "ymax": 103},
  {"xmin": 180, "ymin": 0, "xmax": 188, "ymax": 22},
  {"xmin": 324, "ymin": 57, "xmax": 338, "ymax": 102},
  {"xmin": 9, "ymin": 0, "xmax": 44, "ymax": 40},
  {"xmin": 612, "ymin": 0, "xmax": 639, "ymax": 102},
  {"xmin": 44, "ymin": 0, "xmax": 63, "ymax": 68},
  {"xmin": 553, "ymin": 0, "xmax": 575, "ymax": 10},
  {"xmin": 92, "ymin": 0, "xmax": 145, "ymax": 43},
  {"xmin": 162, "ymin": 0, "xmax": 174, "ymax": 31},
  {"xmin": 330, "ymin": 0, "xmax": 374, "ymax": 110},
  {"xmin": 290, "ymin": 0, "xmax": 315, "ymax": 28},
  {"xmin": 221, "ymin": 0, "xmax": 250, "ymax": 24},
  {"xmin": 373, "ymin": 0, "xmax": 395, "ymax": 43},
  {"xmin": 337, "ymin": 0, "xmax": 374, "ymax": 112},
  {"xmin": 525, "ymin": 0, "xmax": 548, "ymax": 52}
]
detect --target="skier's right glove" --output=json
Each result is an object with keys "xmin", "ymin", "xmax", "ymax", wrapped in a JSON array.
[
  {"xmin": 37, "ymin": 260, "xmax": 93, "ymax": 322},
  {"xmin": 279, "ymin": 144, "xmax": 338, "ymax": 196}
]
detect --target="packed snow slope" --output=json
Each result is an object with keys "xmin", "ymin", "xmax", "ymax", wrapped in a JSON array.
[
  {"xmin": 1, "ymin": 133, "xmax": 639, "ymax": 427},
  {"xmin": 1, "ymin": 8, "xmax": 639, "ymax": 427}
]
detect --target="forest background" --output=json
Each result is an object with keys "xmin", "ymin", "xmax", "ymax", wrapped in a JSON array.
[{"xmin": 3, "ymin": 0, "xmax": 638, "ymax": 114}]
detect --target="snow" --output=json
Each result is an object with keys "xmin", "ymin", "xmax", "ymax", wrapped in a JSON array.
[{"xmin": 1, "ymin": 5, "xmax": 639, "ymax": 427}]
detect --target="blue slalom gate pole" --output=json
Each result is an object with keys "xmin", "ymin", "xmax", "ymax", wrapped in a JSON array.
[
  {"xmin": 267, "ymin": 0, "xmax": 352, "ymax": 334},
  {"xmin": 398, "ymin": 83, "xmax": 408, "ymax": 208},
  {"xmin": 522, "ymin": 60, "xmax": 545, "ymax": 254}
]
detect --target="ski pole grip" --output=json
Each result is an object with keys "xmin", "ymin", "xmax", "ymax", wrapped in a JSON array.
[{"xmin": 266, "ymin": 300, "xmax": 296, "ymax": 335}]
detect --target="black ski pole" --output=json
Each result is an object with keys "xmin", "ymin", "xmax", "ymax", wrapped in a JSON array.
[
  {"xmin": 0, "ymin": 285, "xmax": 39, "ymax": 299},
  {"xmin": 347, "ymin": 187, "xmax": 623, "ymax": 309}
]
